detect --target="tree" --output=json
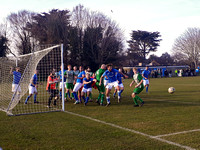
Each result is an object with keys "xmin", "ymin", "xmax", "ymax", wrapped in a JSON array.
[
  {"xmin": 7, "ymin": 10, "xmax": 37, "ymax": 55},
  {"xmin": 26, "ymin": 9, "xmax": 70, "ymax": 45},
  {"xmin": 0, "ymin": 35, "xmax": 9, "ymax": 57},
  {"xmin": 127, "ymin": 30, "xmax": 162, "ymax": 64},
  {"xmin": 172, "ymin": 27, "xmax": 200, "ymax": 69},
  {"xmin": 148, "ymin": 52, "xmax": 174, "ymax": 65},
  {"xmin": 71, "ymin": 5, "xmax": 124, "ymax": 70}
]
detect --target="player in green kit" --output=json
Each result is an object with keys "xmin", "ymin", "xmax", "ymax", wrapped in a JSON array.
[
  {"xmin": 129, "ymin": 67, "xmax": 144, "ymax": 107},
  {"xmin": 95, "ymin": 64, "xmax": 106, "ymax": 105}
]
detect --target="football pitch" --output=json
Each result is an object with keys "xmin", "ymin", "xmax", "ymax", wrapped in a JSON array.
[{"xmin": 0, "ymin": 76, "xmax": 200, "ymax": 150}]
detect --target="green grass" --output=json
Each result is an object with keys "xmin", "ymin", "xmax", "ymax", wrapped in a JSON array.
[{"xmin": 0, "ymin": 76, "xmax": 200, "ymax": 149}]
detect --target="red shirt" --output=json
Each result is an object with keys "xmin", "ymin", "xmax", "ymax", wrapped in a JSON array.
[{"xmin": 46, "ymin": 75, "xmax": 58, "ymax": 90}]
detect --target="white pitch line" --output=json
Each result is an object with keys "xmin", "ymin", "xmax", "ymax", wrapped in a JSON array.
[
  {"xmin": 64, "ymin": 111, "xmax": 196, "ymax": 150},
  {"xmin": 154, "ymin": 129, "xmax": 200, "ymax": 138}
]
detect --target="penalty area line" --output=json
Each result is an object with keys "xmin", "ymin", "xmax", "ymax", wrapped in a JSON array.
[{"xmin": 64, "ymin": 111, "xmax": 195, "ymax": 150}]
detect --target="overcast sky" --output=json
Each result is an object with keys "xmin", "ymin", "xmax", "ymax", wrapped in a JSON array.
[{"xmin": 0, "ymin": 0, "xmax": 200, "ymax": 56}]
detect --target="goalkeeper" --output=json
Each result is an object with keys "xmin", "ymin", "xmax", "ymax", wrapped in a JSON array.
[{"xmin": 46, "ymin": 70, "xmax": 60, "ymax": 107}]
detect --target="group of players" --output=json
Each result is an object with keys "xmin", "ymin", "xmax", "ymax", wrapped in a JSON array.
[{"xmin": 10, "ymin": 64, "xmax": 151, "ymax": 108}]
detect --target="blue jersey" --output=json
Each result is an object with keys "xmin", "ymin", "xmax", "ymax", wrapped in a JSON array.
[
  {"xmin": 13, "ymin": 71, "xmax": 21, "ymax": 84},
  {"xmin": 116, "ymin": 73, "xmax": 123, "ymax": 84},
  {"xmin": 142, "ymin": 70, "xmax": 150, "ymax": 80},
  {"xmin": 83, "ymin": 77, "xmax": 94, "ymax": 89},
  {"xmin": 59, "ymin": 70, "xmax": 67, "ymax": 82},
  {"xmin": 102, "ymin": 69, "xmax": 119, "ymax": 83},
  {"xmin": 76, "ymin": 71, "xmax": 85, "ymax": 83},
  {"xmin": 30, "ymin": 74, "xmax": 38, "ymax": 87}
]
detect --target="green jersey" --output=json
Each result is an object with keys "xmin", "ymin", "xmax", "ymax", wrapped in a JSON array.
[
  {"xmin": 95, "ymin": 68, "xmax": 105, "ymax": 81},
  {"xmin": 133, "ymin": 73, "xmax": 144, "ymax": 89},
  {"xmin": 64, "ymin": 70, "xmax": 75, "ymax": 83}
]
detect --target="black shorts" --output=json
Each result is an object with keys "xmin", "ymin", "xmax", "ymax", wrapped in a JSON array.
[{"xmin": 47, "ymin": 89, "xmax": 59, "ymax": 97}]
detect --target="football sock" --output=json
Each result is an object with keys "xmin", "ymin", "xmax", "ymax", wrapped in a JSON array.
[
  {"xmin": 98, "ymin": 93, "xmax": 101, "ymax": 101},
  {"xmin": 65, "ymin": 93, "xmax": 67, "ymax": 98},
  {"xmin": 101, "ymin": 94, "xmax": 104, "ymax": 104},
  {"xmin": 85, "ymin": 97, "xmax": 89, "ymax": 104},
  {"xmin": 73, "ymin": 92, "xmax": 78, "ymax": 101},
  {"xmin": 135, "ymin": 95, "xmax": 143, "ymax": 103},
  {"xmin": 118, "ymin": 91, "xmax": 121, "ymax": 97},
  {"xmin": 146, "ymin": 86, "xmax": 148, "ymax": 93},
  {"xmin": 25, "ymin": 95, "xmax": 30, "ymax": 103},
  {"xmin": 48, "ymin": 95, "xmax": 53, "ymax": 106},
  {"xmin": 133, "ymin": 97, "xmax": 138, "ymax": 105},
  {"xmin": 120, "ymin": 89, "xmax": 124, "ymax": 94},
  {"xmin": 106, "ymin": 97, "xmax": 110, "ymax": 103},
  {"xmin": 34, "ymin": 94, "xmax": 37, "ymax": 102}
]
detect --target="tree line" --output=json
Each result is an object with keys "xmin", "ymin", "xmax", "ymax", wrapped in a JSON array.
[{"xmin": 0, "ymin": 4, "xmax": 200, "ymax": 70}]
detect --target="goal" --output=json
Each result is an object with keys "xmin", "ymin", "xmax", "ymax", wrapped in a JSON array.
[{"xmin": 0, "ymin": 44, "xmax": 65, "ymax": 116}]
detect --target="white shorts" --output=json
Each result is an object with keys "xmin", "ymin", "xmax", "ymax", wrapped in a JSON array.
[
  {"xmin": 106, "ymin": 81, "xmax": 119, "ymax": 90},
  {"xmin": 115, "ymin": 83, "xmax": 124, "ymax": 89},
  {"xmin": 104, "ymin": 80, "xmax": 109, "ymax": 87},
  {"xmin": 29, "ymin": 86, "xmax": 37, "ymax": 94},
  {"xmin": 12, "ymin": 84, "xmax": 21, "ymax": 93},
  {"xmin": 143, "ymin": 79, "xmax": 149, "ymax": 86},
  {"xmin": 82, "ymin": 87, "xmax": 92, "ymax": 93},
  {"xmin": 73, "ymin": 82, "xmax": 83, "ymax": 92},
  {"xmin": 59, "ymin": 82, "xmax": 66, "ymax": 89}
]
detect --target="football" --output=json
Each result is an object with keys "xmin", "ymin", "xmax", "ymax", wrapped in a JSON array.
[{"xmin": 168, "ymin": 87, "xmax": 175, "ymax": 94}]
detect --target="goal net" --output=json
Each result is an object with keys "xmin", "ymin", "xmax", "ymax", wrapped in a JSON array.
[{"xmin": 0, "ymin": 44, "xmax": 65, "ymax": 116}]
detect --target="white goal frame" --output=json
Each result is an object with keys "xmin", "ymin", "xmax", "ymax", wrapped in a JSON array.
[{"xmin": 3, "ymin": 44, "xmax": 65, "ymax": 116}]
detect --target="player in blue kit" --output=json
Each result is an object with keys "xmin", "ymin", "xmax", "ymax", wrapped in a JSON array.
[
  {"xmin": 58, "ymin": 65, "xmax": 67, "ymax": 99},
  {"xmin": 142, "ymin": 66, "xmax": 151, "ymax": 93},
  {"xmin": 25, "ymin": 70, "xmax": 40, "ymax": 104},
  {"xmin": 10, "ymin": 66, "xmax": 22, "ymax": 103},
  {"xmin": 113, "ymin": 68, "xmax": 128, "ymax": 102},
  {"xmin": 72, "ymin": 66, "xmax": 85, "ymax": 104},
  {"xmin": 81, "ymin": 72, "xmax": 97, "ymax": 105},
  {"xmin": 99, "ymin": 64, "xmax": 128, "ymax": 106}
]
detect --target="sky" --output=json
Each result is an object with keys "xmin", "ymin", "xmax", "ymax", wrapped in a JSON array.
[{"xmin": 0, "ymin": 0, "xmax": 200, "ymax": 56}]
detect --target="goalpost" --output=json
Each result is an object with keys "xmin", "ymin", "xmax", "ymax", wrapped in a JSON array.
[{"xmin": 0, "ymin": 44, "xmax": 65, "ymax": 116}]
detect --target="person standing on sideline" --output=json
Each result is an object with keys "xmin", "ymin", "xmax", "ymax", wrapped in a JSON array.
[
  {"xmin": 10, "ymin": 66, "xmax": 21, "ymax": 103},
  {"xmin": 142, "ymin": 66, "xmax": 151, "ymax": 93},
  {"xmin": 130, "ymin": 67, "xmax": 144, "ymax": 107},
  {"xmin": 25, "ymin": 70, "xmax": 40, "ymax": 104},
  {"xmin": 95, "ymin": 64, "xmax": 106, "ymax": 106}
]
